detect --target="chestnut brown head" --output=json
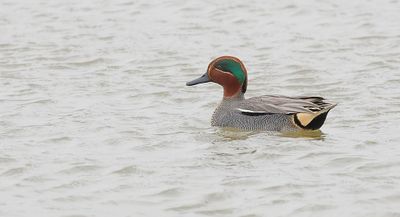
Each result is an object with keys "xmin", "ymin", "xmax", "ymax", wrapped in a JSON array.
[{"xmin": 186, "ymin": 56, "xmax": 248, "ymax": 98}]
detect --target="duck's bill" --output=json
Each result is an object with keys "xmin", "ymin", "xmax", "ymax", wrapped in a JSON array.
[{"xmin": 186, "ymin": 73, "xmax": 211, "ymax": 86}]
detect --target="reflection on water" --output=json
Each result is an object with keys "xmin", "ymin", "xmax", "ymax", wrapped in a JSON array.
[
  {"xmin": 280, "ymin": 130, "xmax": 324, "ymax": 139},
  {"xmin": 217, "ymin": 127, "xmax": 324, "ymax": 140},
  {"xmin": 1, "ymin": 0, "xmax": 400, "ymax": 216},
  {"xmin": 215, "ymin": 127, "xmax": 261, "ymax": 140}
]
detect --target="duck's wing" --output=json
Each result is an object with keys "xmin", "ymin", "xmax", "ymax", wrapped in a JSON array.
[
  {"xmin": 236, "ymin": 95, "xmax": 337, "ymax": 129},
  {"xmin": 236, "ymin": 95, "xmax": 336, "ymax": 115}
]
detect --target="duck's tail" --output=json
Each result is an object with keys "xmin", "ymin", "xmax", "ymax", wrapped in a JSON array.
[{"xmin": 293, "ymin": 103, "xmax": 337, "ymax": 130}]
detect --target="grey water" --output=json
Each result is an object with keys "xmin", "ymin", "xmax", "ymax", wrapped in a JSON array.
[{"xmin": 1, "ymin": 0, "xmax": 400, "ymax": 216}]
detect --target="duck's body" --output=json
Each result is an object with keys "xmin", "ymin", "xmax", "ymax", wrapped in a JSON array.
[
  {"xmin": 186, "ymin": 56, "xmax": 336, "ymax": 132},
  {"xmin": 211, "ymin": 93, "xmax": 335, "ymax": 131}
]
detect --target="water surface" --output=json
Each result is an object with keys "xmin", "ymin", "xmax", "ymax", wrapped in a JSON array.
[{"xmin": 1, "ymin": 0, "xmax": 400, "ymax": 216}]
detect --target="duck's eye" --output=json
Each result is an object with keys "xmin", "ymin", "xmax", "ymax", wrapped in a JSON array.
[{"xmin": 216, "ymin": 65, "xmax": 223, "ymax": 70}]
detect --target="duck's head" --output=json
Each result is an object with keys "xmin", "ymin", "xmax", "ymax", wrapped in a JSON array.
[{"xmin": 186, "ymin": 56, "xmax": 248, "ymax": 98}]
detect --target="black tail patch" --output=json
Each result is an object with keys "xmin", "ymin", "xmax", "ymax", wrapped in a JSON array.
[{"xmin": 294, "ymin": 112, "xmax": 329, "ymax": 130}]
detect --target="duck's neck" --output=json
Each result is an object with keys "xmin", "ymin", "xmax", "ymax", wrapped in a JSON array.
[
  {"xmin": 223, "ymin": 91, "xmax": 245, "ymax": 101},
  {"xmin": 223, "ymin": 87, "xmax": 239, "ymax": 97}
]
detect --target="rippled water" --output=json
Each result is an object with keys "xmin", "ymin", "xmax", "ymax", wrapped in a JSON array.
[{"xmin": 1, "ymin": 0, "xmax": 400, "ymax": 216}]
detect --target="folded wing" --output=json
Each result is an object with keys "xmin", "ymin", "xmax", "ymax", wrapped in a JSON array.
[{"xmin": 236, "ymin": 95, "xmax": 337, "ymax": 130}]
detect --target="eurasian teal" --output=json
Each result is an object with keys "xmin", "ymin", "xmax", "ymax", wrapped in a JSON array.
[{"xmin": 186, "ymin": 56, "xmax": 336, "ymax": 131}]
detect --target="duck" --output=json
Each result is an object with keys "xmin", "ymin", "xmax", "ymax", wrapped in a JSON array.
[{"xmin": 186, "ymin": 56, "xmax": 337, "ymax": 132}]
